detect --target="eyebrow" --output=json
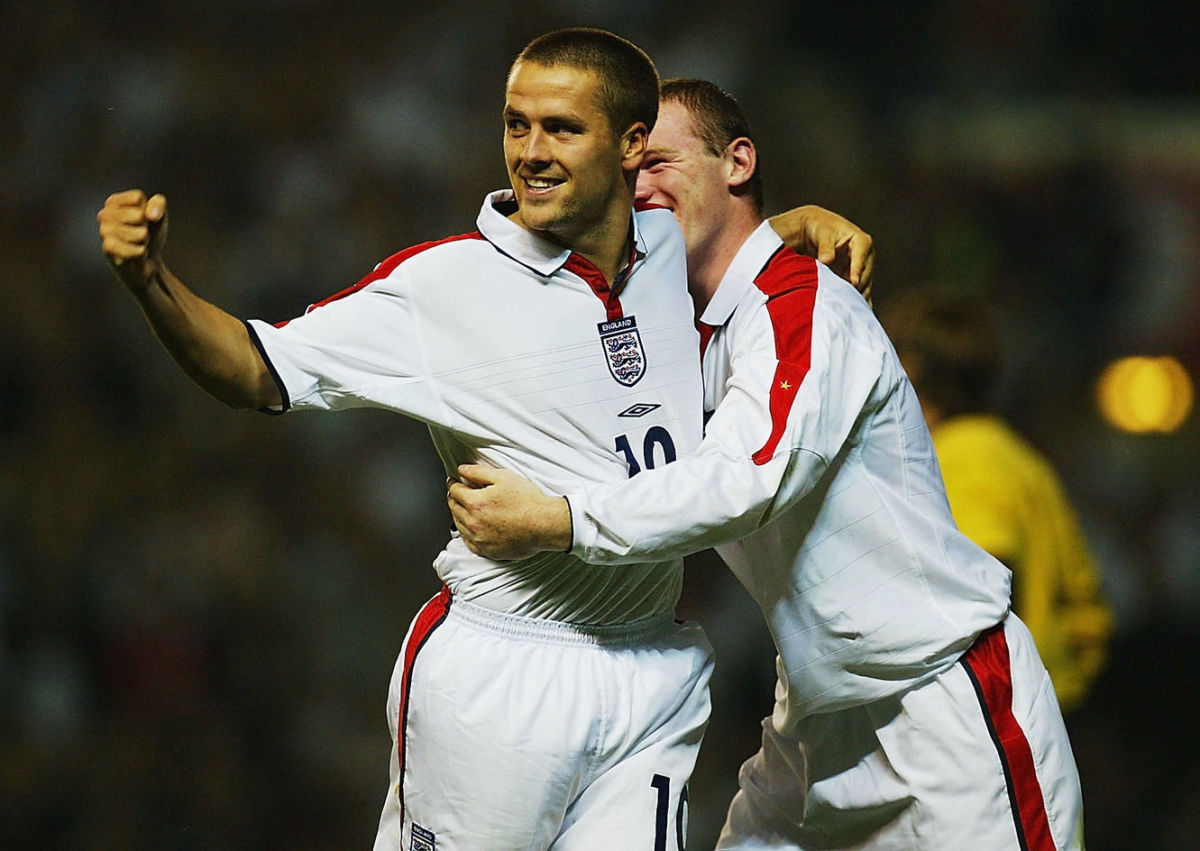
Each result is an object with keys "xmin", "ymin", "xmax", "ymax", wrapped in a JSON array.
[{"xmin": 503, "ymin": 105, "xmax": 588, "ymax": 132}]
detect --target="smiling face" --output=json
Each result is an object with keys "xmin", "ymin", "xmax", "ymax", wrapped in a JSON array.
[
  {"xmin": 504, "ymin": 60, "xmax": 643, "ymax": 254},
  {"xmin": 635, "ymin": 100, "xmax": 733, "ymax": 261}
]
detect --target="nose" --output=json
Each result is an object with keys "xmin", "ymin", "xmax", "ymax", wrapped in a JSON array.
[
  {"xmin": 635, "ymin": 170, "xmax": 655, "ymax": 203},
  {"xmin": 521, "ymin": 126, "xmax": 551, "ymax": 166}
]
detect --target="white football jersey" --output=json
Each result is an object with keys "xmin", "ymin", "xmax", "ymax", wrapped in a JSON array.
[
  {"xmin": 566, "ymin": 221, "xmax": 1012, "ymax": 726},
  {"xmin": 247, "ymin": 191, "xmax": 704, "ymax": 625}
]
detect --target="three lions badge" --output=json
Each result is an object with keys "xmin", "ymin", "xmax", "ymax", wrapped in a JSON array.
[{"xmin": 598, "ymin": 316, "xmax": 646, "ymax": 386}]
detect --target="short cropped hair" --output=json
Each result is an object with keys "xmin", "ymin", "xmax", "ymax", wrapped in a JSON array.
[
  {"xmin": 881, "ymin": 289, "xmax": 1002, "ymax": 417},
  {"xmin": 513, "ymin": 28, "xmax": 660, "ymax": 139},
  {"xmin": 660, "ymin": 77, "xmax": 764, "ymax": 213}
]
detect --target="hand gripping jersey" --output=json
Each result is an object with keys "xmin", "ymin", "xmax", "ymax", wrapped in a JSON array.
[
  {"xmin": 247, "ymin": 190, "xmax": 704, "ymax": 626},
  {"xmin": 565, "ymin": 221, "xmax": 1013, "ymax": 728}
]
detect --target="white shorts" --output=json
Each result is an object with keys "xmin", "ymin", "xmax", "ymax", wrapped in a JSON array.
[
  {"xmin": 373, "ymin": 587, "xmax": 714, "ymax": 851},
  {"xmin": 717, "ymin": 614, "xmax": 1084, "ymax": 850}
]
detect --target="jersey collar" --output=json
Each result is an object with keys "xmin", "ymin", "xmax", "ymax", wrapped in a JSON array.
[
  {"xmin": 698, "ymin": 219, "xmax": 782, "ymax": 327},
  {"xmin": 476, "ymin": 189, "xmax": 647, "ymax": 279}
]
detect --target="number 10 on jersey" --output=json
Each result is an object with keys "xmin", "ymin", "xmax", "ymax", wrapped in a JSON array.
[{"xmin": 616, "ymin": 426, "xmax": 676, "ymax": 477}]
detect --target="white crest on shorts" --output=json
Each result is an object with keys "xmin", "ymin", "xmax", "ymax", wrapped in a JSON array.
[
  {"xmin": 410, "ymin": 823, "xmax": 436, "ymax": 851},
  {"xmin": 598, "ymin": 315, "xmax": 646, "ymax": 387}
]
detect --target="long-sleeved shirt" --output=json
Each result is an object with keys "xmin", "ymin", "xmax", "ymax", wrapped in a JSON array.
[{"xmin": 566, "ymin": 221, "xmax": 1012, "ymax": 729}]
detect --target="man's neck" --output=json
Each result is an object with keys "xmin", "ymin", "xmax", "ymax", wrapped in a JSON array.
[
  {"xmin": 687, "ymin": 208, "xmax": 763, "ymax": 318},
  {"xmin": 571, "ymin": 221, "xmax": 635, "ymax": 285}
]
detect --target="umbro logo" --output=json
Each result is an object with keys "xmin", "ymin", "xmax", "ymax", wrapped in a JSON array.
[{"xmin": 619, "ymin": 403, "xmax": 661, "ymax": 418}]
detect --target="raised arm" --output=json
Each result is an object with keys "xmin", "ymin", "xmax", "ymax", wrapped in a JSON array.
[
  {"xmin": 98, "ymin": 190, "xmax": 280, "ymax": 410},
  {"xmin": 769, "ymin": 205, "xmax": 875, "ymax": 303}
]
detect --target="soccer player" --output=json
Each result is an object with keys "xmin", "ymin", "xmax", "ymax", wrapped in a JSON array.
[
  {"xmin": 98, "ymin": 30, "xmax": 873, "ymax": 851},
  {"xmin": 448, "ymin": 78, "xmax": 1085, "ymax": 849}
]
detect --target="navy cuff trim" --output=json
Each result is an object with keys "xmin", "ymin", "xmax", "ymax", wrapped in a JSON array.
[{"xmin": 244, "ymin": 321, "xmax": 290, "ymax": 415}]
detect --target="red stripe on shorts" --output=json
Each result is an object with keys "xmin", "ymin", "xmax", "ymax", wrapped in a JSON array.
[
  {"xmin": 397, "ymin": 585, "xmax": 452, "ymax": 820},
  {"xmin": 960, "ymin": 623, "xmax": 1056, "ymax": 851}
]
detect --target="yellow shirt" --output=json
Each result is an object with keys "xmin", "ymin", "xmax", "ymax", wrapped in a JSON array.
[{"xmin": 932, "ymin": 414, "xmax": 1113, "ymax": 713}]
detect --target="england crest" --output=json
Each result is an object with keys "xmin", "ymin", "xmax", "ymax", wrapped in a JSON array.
[
  {"xmin": 598, "ymin": 315, "xmax": 646, "ymax": 387},
  {"xmin": 410, "ymin": 823, "xmax": 436, "ymax": 851}
]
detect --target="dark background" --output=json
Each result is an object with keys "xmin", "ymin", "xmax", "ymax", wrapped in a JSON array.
[{"xmin": 2, "ymin": 1, "xmax": 1197, "ymax": 848}]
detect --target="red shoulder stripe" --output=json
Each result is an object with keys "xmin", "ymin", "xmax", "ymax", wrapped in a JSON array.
[
  {"xmin": 752, "ymin": 249, "xmax": 818, "ymax": 466},
  {"xmin": 275, "ymin": 232, "xmax": 485, "ymax": 327}
]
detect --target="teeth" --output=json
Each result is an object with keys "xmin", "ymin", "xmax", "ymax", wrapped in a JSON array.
[{"xmin": 526, "ymin": 178, "xmax": 558, "ymax": 189}]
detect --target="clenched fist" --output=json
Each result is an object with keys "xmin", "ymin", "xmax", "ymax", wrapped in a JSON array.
[{"xmin": 97, "ymin": 190, "xmax": 168, "ymax": 292}]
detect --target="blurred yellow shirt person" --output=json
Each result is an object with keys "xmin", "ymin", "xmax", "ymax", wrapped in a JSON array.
[
  {"xmin": 883, "ymin": 289, "xmax": 1113, "ymax": 714},
  {"xmin": 931, "ymin": 412, "xmax": 1111, "ymax": 712}
]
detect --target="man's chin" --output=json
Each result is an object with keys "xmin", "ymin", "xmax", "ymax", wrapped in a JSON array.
[{"xmin": 516, "ymin": 206, "xmax": 566, "ymax": 236}]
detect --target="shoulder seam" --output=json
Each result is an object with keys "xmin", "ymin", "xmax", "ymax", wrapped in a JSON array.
[{"xmin": 304, "ymin": 232, "xmax": 485, "ymax": 315}]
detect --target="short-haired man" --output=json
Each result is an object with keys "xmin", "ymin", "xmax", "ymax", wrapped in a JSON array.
[
  {"xmin": 449, "ymin": 78, "xmax": 1085, "ymax": 849},
  {"xmin": 98, "ymin": 30, "xmax": 873, "ymax": 851}
]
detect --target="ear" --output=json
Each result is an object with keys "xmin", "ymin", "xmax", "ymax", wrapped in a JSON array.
[
  {"xmin": 725, "ymin": 136, "xmax": 756, "ymax": 191},
  {"xmin": 621, "ymin": 122, "xmax": 650, "ymax": 172}
]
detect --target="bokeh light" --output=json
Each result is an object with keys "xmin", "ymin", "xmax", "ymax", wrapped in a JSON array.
[{"xmin": 1096, "ymin": 355, "xmax": 1194, "ymax": 433}]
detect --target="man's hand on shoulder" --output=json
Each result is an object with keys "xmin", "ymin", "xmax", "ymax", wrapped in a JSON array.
[
  {"xmin": 769, "ymin": 205, "xmax": 875, "ymax": 304},
  {"xmin": 448, "ymin": 465, "xmax": 572, "ymax": 560}
]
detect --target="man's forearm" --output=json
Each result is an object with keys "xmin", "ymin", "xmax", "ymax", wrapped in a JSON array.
[{"xmin": 134, "ymin": 266, "xmax": 279, "ymax": 410}]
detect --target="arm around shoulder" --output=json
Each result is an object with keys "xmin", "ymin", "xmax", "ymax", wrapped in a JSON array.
[{"xmin": 769, "ymin": 205, "xmax": 875, "ymax": 301}]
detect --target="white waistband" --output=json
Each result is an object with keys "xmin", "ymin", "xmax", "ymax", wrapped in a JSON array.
[{"xmin": 447, "ymin": 595, "xmax": 676, "ymax": 647}]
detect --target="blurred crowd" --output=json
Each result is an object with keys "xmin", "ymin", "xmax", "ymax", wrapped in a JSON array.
[{"xmin": 2, "ymin": 1, "xmax": 1197, "ymax": 848}]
